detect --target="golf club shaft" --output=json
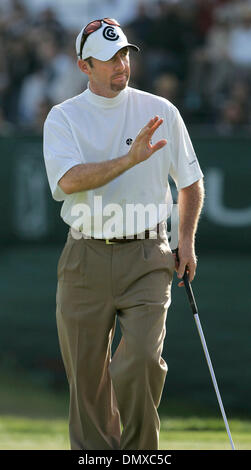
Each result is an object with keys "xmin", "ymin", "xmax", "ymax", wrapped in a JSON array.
[{"xmin": 182, "ymin": 270, "xmax": 235, "ymax": 450}]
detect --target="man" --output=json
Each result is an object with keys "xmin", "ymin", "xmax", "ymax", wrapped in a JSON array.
[{"xmin": 43, "ymin": 18, "xmax": 204, "ymax": 450}]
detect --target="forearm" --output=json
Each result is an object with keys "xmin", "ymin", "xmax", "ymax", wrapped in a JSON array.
[
  {"xmin": 59, "ymin": 154, "xmax": 134, "ymax": 193},
  {"xmin": 175, "ymin": 179, "xmax": 204, "ymax": 284},
  {"xmin": 178, "ymin": 179, "xmax": 205, "ymax": 246},
  {"xmin": 58, "ymin": 116, "xmax": 166, "ymax": 194}
]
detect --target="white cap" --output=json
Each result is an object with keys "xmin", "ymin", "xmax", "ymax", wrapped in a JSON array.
[{"xmin": 76, "ymin": 21, "xmax": 139, "ymax": 61}]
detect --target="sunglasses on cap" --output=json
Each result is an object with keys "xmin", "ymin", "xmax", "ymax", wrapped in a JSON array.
[{"xmin": 79, "ymin": 18, "xmax": 121, "ymax": 59}]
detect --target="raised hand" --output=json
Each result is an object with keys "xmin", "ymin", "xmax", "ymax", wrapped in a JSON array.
[{"xmin": 128, "ymin": 116, "xmax": 167, "ymax": 166}]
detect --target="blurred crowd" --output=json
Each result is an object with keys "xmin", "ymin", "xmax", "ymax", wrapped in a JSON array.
[{"xmin": 1, "ymin": 0, "xmax": 251, "ymax": 135}]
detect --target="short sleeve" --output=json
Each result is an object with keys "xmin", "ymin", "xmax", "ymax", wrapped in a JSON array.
[
  {"xmin": 169, "ymin": 107, "xmax": 203, "ymax": 191},
  {"xmin": 43, "ymin": 106, "xmax": 82, "ymax": 201}
]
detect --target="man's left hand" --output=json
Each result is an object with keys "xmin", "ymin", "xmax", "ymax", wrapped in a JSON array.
[{"xmin": 173, "ymin": 244, "xmax": 197, "ymax": 287}]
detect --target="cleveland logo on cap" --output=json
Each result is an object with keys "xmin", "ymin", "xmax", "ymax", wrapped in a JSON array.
[
  {"xmin": 103, "ymin": 26, "xmax": 119, "ymax": 41},
  {"xmin": 76, "ymin": 20, "xmax": 140, "ymax": 62}
]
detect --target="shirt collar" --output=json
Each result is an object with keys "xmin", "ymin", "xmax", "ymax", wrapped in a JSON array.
[{"xmin": 84, "ymin": 82, "xmax": 128, "ymax": 108}]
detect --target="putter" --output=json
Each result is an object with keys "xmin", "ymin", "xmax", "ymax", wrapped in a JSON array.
[{"xmin": 168, "ymin": 205, "xmax": 235, "ymax": 450}]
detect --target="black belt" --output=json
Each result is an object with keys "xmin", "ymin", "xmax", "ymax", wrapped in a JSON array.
[{"xmin": 90, "ymin": 224, "xmax": 160, "ymax": 244}]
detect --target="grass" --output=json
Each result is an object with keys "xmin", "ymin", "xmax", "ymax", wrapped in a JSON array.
[
  {"xmin": 0, "ymin": 415, "xmax": 250, "ymax": 450},
  {"xmin": 160, "ymin": 417, "xmax": 251, "ymax": 450},
  {"xmin": 0, "ymin": 371, "xmax": 250, "ymax": 450},
  {"xmin": 0, "ymin": 416, "xmax": 68, "ymax": 450}
]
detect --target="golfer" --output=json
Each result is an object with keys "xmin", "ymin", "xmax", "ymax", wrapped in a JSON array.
[{"xmin": 43, "ymin": 18, "xmax": 204, "ymax": 450}]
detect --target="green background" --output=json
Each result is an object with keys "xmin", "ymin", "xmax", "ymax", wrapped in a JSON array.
[{"xmin": 0, "ymin": 134, "xmax": 250, "ymax": 417}]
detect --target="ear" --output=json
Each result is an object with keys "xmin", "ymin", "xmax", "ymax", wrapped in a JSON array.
[{"xmin": 78, "ymin": 59, "xmax": 90, "ymax": 76}]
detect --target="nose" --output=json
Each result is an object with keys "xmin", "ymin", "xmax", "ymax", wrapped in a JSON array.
[{"xmin": 114, "ymin": 55, "xmax": 126, "ymax": 71}]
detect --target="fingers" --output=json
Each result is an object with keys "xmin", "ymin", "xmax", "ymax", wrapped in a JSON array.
[
  {"xmin": 151, "ymin": 139, "xmax": 167, "ymax": 153},
  {"xmin": 177, "ymin": 259, "xmax": 187, "ymax": 280},
  {"xmin": 146, "ymin": 116, "xmax": 159, "ymax": 129},
  {"xmin": 177, "ymin": 268, "xmax": 196, "ymax": 288},
  {"xmin": 141, "ymin": 116, "xmax": 164, "ymax": 138},
  {"xmin": 131, "ymin": 116, "xmax": 166, "ymax": 164},
  {"xmin": 142, "ymin": 116, "xmax": 167, "ymax": 153},
  {"xmin": 177, "ymin": 257, "xmax": 197, "ymax": 287},
  {"xmin": 178, "ymin": 264, "xmax": 196, "ymax": 281},
  {"xmin": 148, "ymin": 116, "xmax": 164, "ymax": 137}
]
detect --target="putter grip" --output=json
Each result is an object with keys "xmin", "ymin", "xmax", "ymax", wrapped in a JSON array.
[
  {"xmin": 173, "ymin": 248, "xmax": 198, "ymax": 315},
  {"xmin": 182, "ymin": 271, "xmax": 198, "ymax": 315}
]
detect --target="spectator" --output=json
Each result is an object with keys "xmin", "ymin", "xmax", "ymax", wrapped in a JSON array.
[
  {"xmin": 32, "ymin": 6, "xmax": 66, "ymax": 38},
  {"xmin": 0, "ymin": 34, "xmax": 9, "ymax": 106},
  {"xmin": 17, "ymin": 62, "xmax": 50, "ymax": 127},
  {"xmin": 18, "ymin": 31, "xmax": 86, "ymax": 127},
  {"xmin": 215, "ymin": 73, "xmax": 251, "ymax": 134},
  {"xmin": 0, "ymin": 0, "xmax": 36, "ymax": 123},
  {"xmin": 216, "ymin": 99, "xmax": 248, "ymax": 135},
  {"xmin": 214, "ymin": 0, "xmax": 251, "ymax": 25},
  {"xmin": 0, "ymin": 105, "xmax": 14, "ymax": 135},
  {"xmin": 24, "ymin": 97, "xmax": 53, "ymax": 134},
  {"xmin": 228, "ymin": 7, "xmax": 251, "ymax": 72},
  {"xmin": 153, "ymin": 73, "xmax": 182, "ymax": 109},
  {"xmin": 185, "ymin": 14, "xmax": 231, "ymax": 115},
  {"xmin": 145, "ymin": 2, "xmax": 189, "ymax": 81},
  {"xmin": 127, "ymin": 2, "xmax": 155, "ymax": 49},
  {"xmin": 230, "ymin": 78, "xmax": 251, "ymax": 109},
  {"xmin": 3, "ymin": 30, "xmax": 36, "ymax": 124},
  {"xmin": 49, "ymin": 34, "xmax": 88, "ymax": 104}
]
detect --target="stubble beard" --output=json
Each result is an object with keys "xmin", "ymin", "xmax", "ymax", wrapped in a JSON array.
[{"xmin": 110, "ymin": 72, "xmax": 129, "ymax": 92}]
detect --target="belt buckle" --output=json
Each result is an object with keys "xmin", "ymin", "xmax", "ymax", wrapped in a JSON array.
[{"xmin": 105, "ymin": 239, "xmax": 116, "ymax": 245}]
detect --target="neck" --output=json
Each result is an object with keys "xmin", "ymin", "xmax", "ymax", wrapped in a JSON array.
[{"xmin": 89, "ymin": 81, "xmax": 124, "ymax": 99}]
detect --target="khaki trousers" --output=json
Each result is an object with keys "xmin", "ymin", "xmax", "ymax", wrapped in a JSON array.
[{"xmin": 56, "ymin": 223, "xmax": 175, "ymax": 450}]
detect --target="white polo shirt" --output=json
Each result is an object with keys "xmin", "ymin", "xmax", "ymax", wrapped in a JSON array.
[{"xmin": 43, "ymin": 85, "xmax": 203, "ymax": 238}]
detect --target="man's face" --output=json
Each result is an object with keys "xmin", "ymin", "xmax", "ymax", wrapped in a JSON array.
[{"xmin": 79, "ymin": 47, "xmax": 130, "ymax": 98}]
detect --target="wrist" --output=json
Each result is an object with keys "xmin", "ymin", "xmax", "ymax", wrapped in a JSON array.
[
  {"xmin": 178, "ymin": 235, "xmax": 195, "ymax": 248},
  {"xmin": 124, "ymin": 151, "xmax": 136, "ymax": 169}
]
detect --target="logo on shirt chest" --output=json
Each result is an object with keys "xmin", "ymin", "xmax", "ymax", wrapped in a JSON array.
[{"xmin": 126, "ymin": 137, "xmax": 153, "ymax": 146}]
